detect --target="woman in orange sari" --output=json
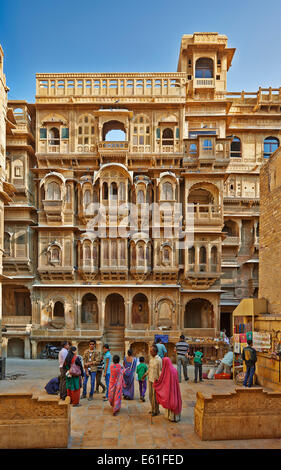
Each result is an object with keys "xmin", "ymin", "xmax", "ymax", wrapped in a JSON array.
[{"xmin": 108, "ymin": 355, "xmax": 124, "ymax": 416}]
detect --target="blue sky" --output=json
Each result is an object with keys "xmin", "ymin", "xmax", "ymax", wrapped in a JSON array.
[{"xmin": 1, "ymin": 0, "xmax": 281, "ymax": 102}]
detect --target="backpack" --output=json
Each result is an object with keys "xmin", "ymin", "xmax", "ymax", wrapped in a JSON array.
[{"xmin": 244, "ymin": 347, "xmax": 255, "ymax": 363}]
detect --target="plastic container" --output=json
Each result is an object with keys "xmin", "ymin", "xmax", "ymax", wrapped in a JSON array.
[{"xmin": 214, "ymin": 372, "xmax": 231, "ymax": 380}]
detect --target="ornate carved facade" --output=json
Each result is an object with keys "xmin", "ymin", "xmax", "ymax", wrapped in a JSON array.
[{"xmin": 0, "ymin": 32, "xmax": 280, "ymax": 358}]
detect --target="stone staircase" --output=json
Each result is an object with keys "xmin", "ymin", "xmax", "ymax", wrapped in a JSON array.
[{"xmin": 104, "ymin": 328, "xmax": 125, "ymax": 360}]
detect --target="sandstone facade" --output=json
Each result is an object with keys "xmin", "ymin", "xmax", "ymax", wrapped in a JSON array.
[{"xmin": 0, "ymin": 32, "xmax": 280, "ymax": 359}]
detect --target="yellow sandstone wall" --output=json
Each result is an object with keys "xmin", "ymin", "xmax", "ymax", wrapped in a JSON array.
[
  {"xmin": 194, "ymin": 388, "xmax": 281, "ymax": 440},
  {"xmin": 260, "ymin": 150, "xmax": 281, "ymax": 314},
  {"xmin": 0, "ymin": 394, "xmax": 70, "ymax": 448}
]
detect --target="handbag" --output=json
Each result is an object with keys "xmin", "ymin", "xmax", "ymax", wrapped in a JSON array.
[{"xmin": 70, "ymin": 359, "xmax": 81, "ymax": 377}]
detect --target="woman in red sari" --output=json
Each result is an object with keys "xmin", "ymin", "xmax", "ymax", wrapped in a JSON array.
[
  {"xmin": 153, "ymin": 357, "xmax": 182, "ymax": 422},
  {"xmin": 108, "ymin": 355, "xmax": 124, "ymax": 416}
]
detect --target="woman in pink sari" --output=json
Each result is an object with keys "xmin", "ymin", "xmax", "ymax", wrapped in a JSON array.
[
  {"xmin": 153, "ymin": 357, "xmax": 182, "ymax": 422},
  {"xmin": 108, "ymin": 355, "xmax": 124, "ymax": 416}
]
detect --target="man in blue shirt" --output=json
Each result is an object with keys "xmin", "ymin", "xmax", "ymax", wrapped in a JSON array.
[
  {"xmin": 103, "ymin": 344, "xmax": 112, "ymax": 402},
  {"xmin": 155, "ymin": 338, "xmax": 167, "ymax": 359}
]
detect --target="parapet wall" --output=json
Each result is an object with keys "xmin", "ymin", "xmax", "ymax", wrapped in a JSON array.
[
  {"xmin": 0, "ymin": 393, "xmax": 70, "ymax": 448},
  {"xmin": 194, "ymin": 387, "xmax": 281, "ymax": 440}
]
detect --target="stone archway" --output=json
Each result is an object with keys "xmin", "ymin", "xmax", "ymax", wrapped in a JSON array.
[
  {"xmin": 105, "ymin": 293, "xmax": 125, "ymax": 356},
  {"xmin": 132, "ymin": 293, "xmax": 149, "ymax": 325},
  {"xmin": 184, "ymin": 298, "xmax": 214, "ymax": 328}
]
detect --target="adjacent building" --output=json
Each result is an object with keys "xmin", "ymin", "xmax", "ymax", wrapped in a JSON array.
[{"xmin": 1, "ymin": 32, "xmax": 280, "ymax": 359}]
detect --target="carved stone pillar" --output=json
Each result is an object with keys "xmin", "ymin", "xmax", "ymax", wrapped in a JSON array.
[
  {"xmin": 1, "ymin": 337, "xmax": 8, "ymax": 358},
  {"xmin": 24, "ymin": 336, "xmax": 31, "ymax": 359},
  {"xmin": 195, "ymin": 244, "xmax": 200, "ymax": 272},
  {"xmin": 31, "ymin": 340, "xmax": 37, "ymax": 359},
  {"xmin": 100, "ymin": 300, "xmax": 105, "ymax": 334},
  {"xmin": 125, "ymin": 300, "xmax": 132, "ymax": 329},
  {"xmin": 207, "ymin": 243, "xmax": 211, "ymax": 272}
]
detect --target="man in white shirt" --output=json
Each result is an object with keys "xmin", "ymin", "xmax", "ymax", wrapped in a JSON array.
[{"xmin": 58, "ymin": 341, "xmax": 70, "ymax": 400}]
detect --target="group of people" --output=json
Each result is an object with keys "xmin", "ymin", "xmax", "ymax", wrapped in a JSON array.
[
  {"xmin": 46, "ymin": 336, "xmax": 188, "ymax": 420},
  {"xmin": 44, "ymin": 333, "xmax": 257, "ymax": 419}
]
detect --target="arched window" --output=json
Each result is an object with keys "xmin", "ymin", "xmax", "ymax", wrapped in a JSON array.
[
  {"xmin": 190, "ymin": 143, "xmax": 197, "ymax": 155},
  {"xmin": 195, "ymin": 58, "xmax": 213, "ymax": 78},
  {"xmin": 47, "ymin": 181, "xmax": 61, "ymax": 200},
  {"xmin": 120, "ymin": 240, "xmax": 126, "ymax": 262},
  {"xmin": 78, "ymin": 115, "xmax": 95, "ymax": 146},
  {"xmin": 102, "ymin": 182, "xmax": 108, "ymax": 200},
  {"xmin": 162, "ymin": 182, "xmax": 173, "ymax": 200},
  {"xmin": 211, "ymin": 246, "xmax": 218, "ymax": 271},
  {"xmin": 231, "ymin": 136, "xmax": 241, "ymax": 157},
  {"xmin": 49, "ymin": 245, "xmax": 61, "ymax": 264},
  {"xmin": 137, "ymin": 189, "xmax": 145, "ymax": 203},
  {"xmin": 103, "ymin": 120, "xmax": 126, "ymax": 141},
  {"xmin": 83, "ymin": 189, "xmax": 91, "ymax": 209},
  {"xmin": 49, "ymin": 127, "xmax": 60, "ymax": 145},
  {"xmin": 13, "ymin": 159, "xmax": 24, "ymax": 178},
  {"xmin": 264, "ymin": 137, "xmax": 279, "ymax": 159},
  {"xmin": 132, "ymin": 115, "xmax": 151, "ymax": 147},
  {"xmin": 103, "ymin": 241, "xmax": 109, "ymax": 262},
  {"xmin": 54, "ymin": 301, "xmax": 64, "ymax": 317},
  {"xmin": 203, "ymin": 139, "xmax": 212, "ymax": 151},
  {"xmin": 84, "ymin": 244, "xmax": 91, "ymax": 262},
  {"xmin": 4, "ymin": 232, "xmax": 11, "ymax": 256},
  {"xmin": 162, "ymin": 128, "xmax": 174, "ymax": 146},
  {"xmin": 138, "ymin": 244, "xmax": 145, "ymax": 266},
  {"xmin": 164, "ymin": 248, "xmax": 170, "ymax": 261},
  {"xmin": 188, "ymin": 246, "xmax": 195, "ymax": 266},
  {"xmin": 111, "ymin": 240, "xmax": 117, "ymax": 262},
  {"xmin": 199, "ymin": 246, "xmax": 206, "ymax": 271},
  {"xmin": 111, "ymin": 182, "xmax": 118, "ymax": 201},
  {"xmin": 81, "ymin": 293, "xmax": 98, "ymax": 323}
]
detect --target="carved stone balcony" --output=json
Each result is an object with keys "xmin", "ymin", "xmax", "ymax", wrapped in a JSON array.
[
  {"xmin": 192, "ymin": 204, "xmax": 222, "ymax": 226},
  {"xmin": 42, "ymin": 199, "xmax": 64, "ymax": 223},
  {"xmin": 36, "ymin": 73, "xmax": 187, "ymax": 104},
  {"xmin": 185, "ymin": 263, "xmax": 221, "ymax": 289},
  {"xmin": 3, "ymin": 256, "xmax": 32, "ymax": 273},
  {"xmin": 38, "ymin": 266, "xmax": 74, "ymax": 281},
  {"xmin": 78, "ymin": 264, "xmax": 99, "ymax": 281},
  {"xmin": 222, "ymin": 236, "xmax": 240, "ymax": 246},
  {"xmin": 100, "ymin": 259, "xmax": 128, "ymax": 281},
  {"xmin": 153, "ymin": 266, "xmax": 178, "ymax": 282},
  {"xmin": 194, "ymin": 78, "xmax": 215, "ymax": 88},
  {"xmin": 131, "ymin": 263, "xmax": 151, "ymax": 282}
]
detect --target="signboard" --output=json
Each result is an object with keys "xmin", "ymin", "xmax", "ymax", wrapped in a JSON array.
[
  {"xmin": 253, "ymin": 331, "xmax": 271, "ymax": 352},
  {"xmin": 154, "ymin": 334, "xmax": 169, "ymax": 344}
]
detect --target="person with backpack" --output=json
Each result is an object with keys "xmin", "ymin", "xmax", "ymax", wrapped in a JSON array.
[{"xmin": 242, "ymin": 339, "xmax": 257, "ymax": 388}]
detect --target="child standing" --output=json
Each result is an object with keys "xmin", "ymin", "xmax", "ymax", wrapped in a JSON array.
[
  {"xmin": 193, "ymin": 348, "xmax": 204, "ymax": 383},
  {"xmin": 136, "ymin": 356, "xmax": 148, "ymax": 402}
]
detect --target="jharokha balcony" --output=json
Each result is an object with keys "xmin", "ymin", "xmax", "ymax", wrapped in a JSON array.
[{"xmin": 192, "ymin": 204, "xmax": 222, "ymax": 226}]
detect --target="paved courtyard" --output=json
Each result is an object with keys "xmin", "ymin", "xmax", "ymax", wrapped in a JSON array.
[{"xmin": 1, "ymin": 359, "xmax": 281, "ymax": 449}]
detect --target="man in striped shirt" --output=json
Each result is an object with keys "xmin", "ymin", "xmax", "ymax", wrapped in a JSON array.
[{"xmin": 174, "ymin": 335, "xmax": 190, "ymax": 383}]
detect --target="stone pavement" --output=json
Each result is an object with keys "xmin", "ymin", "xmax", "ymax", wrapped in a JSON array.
[{"xmin": 1, "ymin": 359, "xmax": 281, "ymax": 449}]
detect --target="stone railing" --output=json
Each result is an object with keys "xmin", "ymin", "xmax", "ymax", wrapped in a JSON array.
[
  {"xmin": 98, "ymin": 141, "xmax": 129, "ymax": 151},
  {"xmin": 36, "ymin": 73, "xmax": 187, "ymax": 102},
  {"xmin": 194, "ymin": 78, "xmax": 215, "ymax": 88},
  {"xmin": 2, "ymin": 316, "xmax": 32, "ymax": 325}
]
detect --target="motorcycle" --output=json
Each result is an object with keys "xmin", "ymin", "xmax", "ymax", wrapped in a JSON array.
[{"xmin": 40, "ymin": 343, "xmax": 61, "ymax": 359}]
